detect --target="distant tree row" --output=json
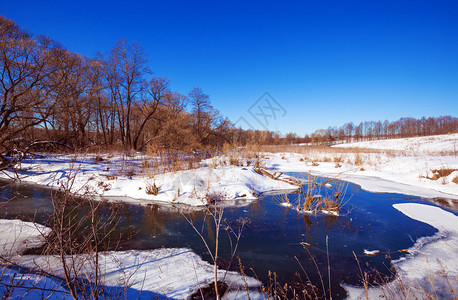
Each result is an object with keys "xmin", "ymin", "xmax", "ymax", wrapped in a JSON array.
[{"xmin": 309, "ymin": 116, "xmax": 458, "ymax": 144}]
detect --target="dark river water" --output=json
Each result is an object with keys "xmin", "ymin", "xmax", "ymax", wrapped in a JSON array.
[{"xmin": 1, "ymin": 173, "xmax": 456, "ymax": 299}]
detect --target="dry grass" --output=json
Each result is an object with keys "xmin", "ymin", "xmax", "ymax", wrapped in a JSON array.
[
  {"xmin": 333, "ymin": 155, "xmax": 344, "ymax": 163},
  {"xmin": 353, "ymin": 253, "xmax": 457, "ymax": 300},
  {"xmin": 354, "ymin": 153, "xmax": 364, "ymax": 166},
  {"xmin": 322, "ymin": 156, "xmax": 332, "ymax": 162},
  {"xmin": 275, "ymin": 173, "xmax": 347, "ymax": 215},
  {"xmin": 145, "ymin": 182, "xmax": 159, "ymax": 195},
  {"xmin": 205, "ymin": 192, "xmax": 225, "ymax": 204},
  {"xmin": 139, "ymin": 143, "xmax": 216, "ymax": 177},
  {"xmin": 431, "ymin": 168, "xmax": 456, "ymax": 178},
  {"xmin": 262, "ymin": 241, "xmax": 456, "ymax": 300},
  {"xmin": 424, "ymin": 168, "xmax": 457, "ymax": 181},
  {"xmin": 260, "ymin": 144, "xmax": 388, "ymax": 155}
]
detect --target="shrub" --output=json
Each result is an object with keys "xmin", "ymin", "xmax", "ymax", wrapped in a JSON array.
[
  {"xmin": 354, "ymin": 153, "xmax": 363, "ymax": 166},
  {"xmin": 452, "ymin": 176, "xmax": 458, "ymax": 184},
  {"xmin": 333, "ymin": 156, "xmax": 343, "ymax": 163},
  {"xmin": 206, "ymin": 192, "xmax": 224, "ymax": 204},
  {"xmin": 145, "ymin": 182, "xmax": 159, "ymax": 195},
  {"xmin": 229, "ymin": 156, "xmax": 242, "ymax": 166},
  {"xmin": 94, "ymin": 155, "xmax": 104, "ymax": 163},
  {"xmin": 426, "ymin": 168, "xmax": 457, "ymax": 181}
]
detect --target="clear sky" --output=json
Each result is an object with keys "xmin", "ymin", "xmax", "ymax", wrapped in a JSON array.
[{"xmin": 2, "ymin": 0, "xmax": 457, "ymax": 136}]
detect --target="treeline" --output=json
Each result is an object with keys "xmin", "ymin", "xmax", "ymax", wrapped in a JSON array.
[
  {"xmin": 0, "ymin": 15, "xmax": 245, "ymax": 152},
  {"xmin": 0, "ymin": 16, "xmax": 314, "ymax": 152},
  {"xmin": 1, "ymin": 16, "xmax": 456, "ymax": 153},
  {"xmin": 309, "ymin": 116, "xmax": 458, "ymax": 144}
]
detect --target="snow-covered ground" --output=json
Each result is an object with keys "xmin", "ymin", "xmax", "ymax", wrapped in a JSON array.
[
  {"xmin": 261, "ymin": 134, "xmax": 457, "ymax": 299},
  {"xmin": 0, "ymin": 219, "xmax": 51, "ymax": 257},
  {"xmin": 262, "ymin": 152, "xmax": 458, "ymax": 199},
  {"xmin": 0, "ymin": 153, "xmax": 293, "ymax": 299},
  {"xmin": 11, "ymin": 248, "xmax": 262, "ymax": 299},
  {"xmin": 261, "ymin": 133, "xmax": 458, "ymax": 199},
  {"xmin": 335, "ymin": 133, "xmax": 458, "ymax": 153},
  {"xmin": 1, "ymin": 134, "xmax": 457, "ymax": 299},
  {"xmin": 0, "ymin": 154, "xmax": 298, "ymax": 206},
  {"xmin": 0, "ymin": 219, "xmax": 71, "ymax": 299},
  {"xmin": 0, "ymin": 219, "xmax": 262, "ymax": 299},
  {"xmin": 1, "ymin": 134, "xmax": 455, "ymax": 206},
  {"xmin": 344, "ymin": 203, "xmax": 458, "ymax": 299}
]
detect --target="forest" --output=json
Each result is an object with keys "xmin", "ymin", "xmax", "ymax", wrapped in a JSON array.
[{"xmin": 1, "ymin": 15, "xmax": 457, "ymax": 155}]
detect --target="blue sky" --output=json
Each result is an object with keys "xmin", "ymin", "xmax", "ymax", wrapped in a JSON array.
[{"xmin": 2, "ymin": 0, "xmax": 457, "ymax": 136}]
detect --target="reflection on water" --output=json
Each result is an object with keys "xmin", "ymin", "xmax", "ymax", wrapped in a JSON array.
[
  {"xmin": 425, "ymin": 197, "xmax": 458, "ymax": 211},
  {"xmin": 1, "ymin": 175, "xmax": 456, "ymax": 299}
]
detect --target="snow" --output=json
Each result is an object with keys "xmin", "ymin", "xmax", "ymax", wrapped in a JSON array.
[
  {"xmin": 344, "ymin": 203, "xmax": 458, "ymax": 299},
  {"xmin": 260, "ymin": 135, "xmax": 457, "ymax": 298},
  {"xmin": 363, "ymin": 249, "xmax": 380, "ymax": 256},
  {"xmin": 258, "ymin": 133, "xmax": 458, "ymax": 199},
  {"xmin": 1, "ymin": 134, "xmax": 455, "ymax": 206},
  {"xmin": 261, "ymin": 151, "xmax": 458, "ymax": 200},
  {"xmin": 1, "ymin": 134, "xmax": 457, "ymax": 299},
  {"xmin": 0, "ymin": 267, "xmax": 73, "ymax": 300},
  {"xmin": 0, "ymin": 154, "xmax": 288, "ymax": 298},
  {"xmin": 223, "ymin": 289, "xmax": 266, "ymax": 300},
  {"xmin": 0, "ymin": 154, "xmax": 298, "ymax": 207},
  {"xmin": 334, "ymin": 133, "xmax": 458, "ymax": 153},
  {"xmin": 0, "ymin": 219, "xmax": 51, "ymax": 257},
  {"xmin": 0, "ymin": 218, "xmax": 262, "ymax": 299},
  {"xmin": 10, "ymin": 248, "xmax": 262, "ymax": 300},
  {"xmin": 0, "ymin": 220, "xmax": 69, "ymax": 300}
]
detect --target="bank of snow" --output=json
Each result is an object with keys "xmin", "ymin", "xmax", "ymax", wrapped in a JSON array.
[
  {"xmin": 1, "ymin": 218, "xmax": 263, "ymax": 299},
  {"xmin": 262, "ymin": 152, "xmax": 458, "ymax": 200},
  {"xmin": 0, "ymin": 219, "xmax": 68, "ymax": 299},
  {"xmin": 261, "ymin": 134, "xmax": 458, "ymax": 199},
  {"xmin": 344, "ymin": 203, "xmax": 458, "ymax": 299},
  {"xmin": 0, "ymin": 154, "xmax": 298, "ymax": 206},
  {"xmin": 334, "ymin": 133, "xmax": 458, "ymax": 153},
  {"xmin": 0, "ymin": 219, "xmax": 51, "ymax": 257},
  {"xmin": 12, "ymin": 248, "xmax": 262, "ymax": 299}
]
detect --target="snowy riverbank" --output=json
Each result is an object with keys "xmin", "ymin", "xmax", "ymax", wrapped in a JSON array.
[
  {"xmin": 0, "ymin": 219, "xmax": 51, "ymax": 257},
  {"xmin": 0, "ymin": 219, "xmax": 263, "ymax": 299},
  {"xmin": 261, "ymin": 134, "xmax": 458, "ymax": 200},
  {"xmin": 10, "ymin": 248, "xmax": 262, "ymax": 299},
  {"xmin": 1, "ymin": 134, "xmax": 456, "ymax": 207},
  {"xmin": 1, "ymin": 134, "xmax": 457, "ymax": 299},
  {"xmin": 344, "ymin": 203, "xmax": 458, "ymax": 299},
  {"xmin": 0, "ymin": 154, "xmax": 298, "ymax": 206}
]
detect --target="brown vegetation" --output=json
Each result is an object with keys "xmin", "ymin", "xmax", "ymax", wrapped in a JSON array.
[
  {"xmin": 425, "ymin": 168, "xmax": 457, "ymax": 181},
  {"xmin": 2, "ymin": 15, "xmax": 455, "ymax": 175}
]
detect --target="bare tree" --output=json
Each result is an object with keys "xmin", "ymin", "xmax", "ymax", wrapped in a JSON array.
[
  {"xmin": 131, "ymin": 77, "xmax": 169, "ymax": 150},
  {"xmin": 103, "ymin": 39, "xmax": 149, "ymax": 149},
  {"xmin": 188, "ymin": 87, "xmax": 211, "ymax": 142},
  {"xmin": 0, "ymin": 16, "xmax": 75, "ymax": 168},
  {"xmin": 43, "ymin": 165, "xmax": 120, "ymax": 300},
  {"xmin": 182, "ymin": 200, "xmax": 248, "ymax": 299}
]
